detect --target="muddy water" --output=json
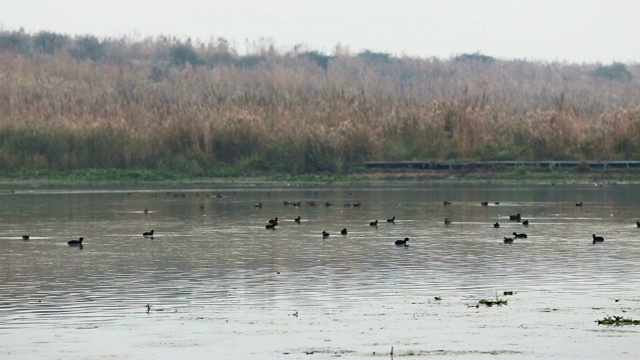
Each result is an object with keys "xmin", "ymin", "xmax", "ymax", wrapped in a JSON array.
[{"xmin": 1, "ymin": 182, "xmax": 639, "ymax": 359}]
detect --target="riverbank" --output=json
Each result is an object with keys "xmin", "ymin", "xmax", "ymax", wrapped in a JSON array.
[{"xmin": 1, "ymin": 166, "xmax": 639, "ymax": 187}]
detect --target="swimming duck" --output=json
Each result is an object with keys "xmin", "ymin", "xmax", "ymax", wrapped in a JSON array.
[
  {"xmin": 636, "ymin": 221, "xmax": 639, "ymax": 228},
  {"xmin": 268, "ymin": 217, "xmax": 278, "ymax": 226},
  {"xmin": 341, "ymin": 228, "xmax": 348, "ymax": 235},
  {"xmin": 68, "ymin": 237, "xmax": 83, "ymax": 246},
  {"xmin": 576, "ymin": 201, "xmax": 583, "ymax": 207},
  {"xmin": 443, "ymin": 201, "xmax": 451, "ymax": 206},
  {"xmin": 480, "ymin": 201, "xmax": 489, "ymax": 206},
  {"xmin": 509, "ymin": 213, "xmax": 521, "ymax": 221},
  {"xmin": 22, "ymin": 234, "xmax": 29, "ymax": 240},
  {"xmin": 387, "ymin": 216, "xmax": 395, "ymax": 223},
  {"xmin": 522, "ymin": 220, "xmax": 529, "ymax": 226},
  {"xmin": 395, "ymin": 237, "xmax": 409, "ymax": 246},
  {"xmin": 444, "ymin": 218, "xmax": 452, "ymax": 225},
  {"xmin": 369, "ymin": 220, "xmax": 378, "ymax": 227},
  {"xmin": 513, "ymin": 232, "xmax": 527, "ymax": 238},
  {"xmin": 322, "ymin": 231, "xmax": 330, "ymax": 238},
  {"xmin": 265, "ymin": 223, "xmax": 276, "ymax": 230},
  {"xmin": 592, "ymin": 234, "xmax": 604, "ymax": 244},
  {"xmin": 493, "ymin": 222, "xmax": 500, "ymax": 228},
  {"xmin": 143, "ymin": 230, "xmax": 154, "ymax": 237},
  {"xmin": 294, "ymin": 216, "xmax": 301, "ymax": 224},
  {"xmin": 503, "ymin": 237, "xmax": 514, "ymax": 244}
]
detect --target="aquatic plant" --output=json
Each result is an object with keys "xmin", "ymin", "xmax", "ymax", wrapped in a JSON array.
[
  {"xmin": 596, "ymin": 316, "xmax": 640, "ymax": 326},
  {"xmin": 477, "ymin": 298, "xmax": 508, "ymax": 307}
]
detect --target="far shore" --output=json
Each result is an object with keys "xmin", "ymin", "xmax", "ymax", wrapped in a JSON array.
[{"xmin": 1, "ymin": 167, "xmax": 638, "ymax": 187}]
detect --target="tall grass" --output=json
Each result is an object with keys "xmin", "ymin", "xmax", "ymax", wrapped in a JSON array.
[{"xmin": 1, "ymin": 31, "xmax": 640, "ymax": 175}]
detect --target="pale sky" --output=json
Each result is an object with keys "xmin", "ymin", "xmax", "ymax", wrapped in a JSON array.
[{"xmin": 1, "ymin": 0, "xmax": 638, "ymax": 63}]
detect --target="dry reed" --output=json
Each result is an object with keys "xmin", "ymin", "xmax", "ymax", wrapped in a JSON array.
[{"xmin": 1, "ymin": 33, "xmax": 639, "ymax": 174}]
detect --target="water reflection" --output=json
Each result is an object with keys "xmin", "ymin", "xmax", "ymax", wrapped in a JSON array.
[{"xmin": 1, "ymin": 182, "xmax": 639, "ymax": 358}]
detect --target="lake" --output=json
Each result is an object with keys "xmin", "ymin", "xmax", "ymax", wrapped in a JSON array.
[{"xmin": 1, "ymin": 181, "xmax": 639, "ymax": 359}]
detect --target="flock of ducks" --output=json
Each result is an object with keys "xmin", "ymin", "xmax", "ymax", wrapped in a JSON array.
[
  {"xmin": 444, "ymin": 200, "xmax": 631, "ymax": 245},
  {"xmin": 15, "ymin": 194, "xmax": 639, "ymax": 249},
  {"xmin": 18, "ymin": 230, "xmax": 154, "ymax": 249},
  {"xmin": 262, "ymin": 206, "xmax": 407, "ymax": 246},
  {"xmin": 438, "ymin": 200, "xmax": 631, "ymax": 246}
]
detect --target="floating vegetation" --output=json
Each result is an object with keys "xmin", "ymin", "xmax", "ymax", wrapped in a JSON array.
[
  {"xmin": 596, "ymin": 316, "xmax": 640, "ymax": 326},
  {"xmin": 478, "ymin": 298, "xmax": 508, "ymax": 307}
]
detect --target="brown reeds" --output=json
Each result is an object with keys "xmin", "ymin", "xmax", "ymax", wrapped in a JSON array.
[{"xmin": 1, "ymin": 32, "xmax": 639, "ymax": 174}]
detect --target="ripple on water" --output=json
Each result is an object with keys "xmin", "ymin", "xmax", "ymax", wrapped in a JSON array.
[{"xmin": 1, "ymin": 183, "xmax": 640, "ymax": 358}]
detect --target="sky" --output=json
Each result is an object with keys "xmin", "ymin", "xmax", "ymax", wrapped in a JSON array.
[{"xmin": 1, "ymin": 0, "xmax": 638, "ymax": 64}]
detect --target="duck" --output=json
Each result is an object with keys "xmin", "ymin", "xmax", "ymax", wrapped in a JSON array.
[
  {"xmin": 143, "ymin": 230, "xmax": 154, "ymax": 237},
  {"xmin": 255, "ymin": 203, "xmax": 263, "ymax": 208},
  {"xmin": 144, "ymin": 209, "xmax": 149, "ymax": 214},
  {"xmin": 387, "ymin": 216, "xmax": 395, "ymax": 223},
  {"xmin": 503, "ymin": 237, "xmax": 514, "ymax": 244},
  {"xmin": 509, "ymin": 213, "xmax": 521, "ymax": 221},
  {"xmin": 294, "ymin": 216, "xmax": 301, "ymax": 224},
  {"xmin": 322, "ymin": 231, "xmax": 330, "ymax": 238},
  {"xmin": 353, "ymin": 202, "xmax": 361, "ymax": 207},
  {"xmin": 480, "ymin": 201, "xmax": 489, "ymax": 206},
  {"xmin": 444, "ymin": 218, "xmax": 452, "ymax": 225},
  {"xmin": 592, "ymin": 234, "xmax": 604, "ymax": 244},
  {"xmin": 443, "ymin": 201, "xmax": 452, "ymax": 206},
  {"xmin": 68, "ymin": 237, "xmax": 83, "ymax": 246},
  {"xmin": 513, "ymin": 232, "xmax": 527, "ymax": 238},
  {"xmin": 22, "ymin": 234, "xmax": 30, "ymax": 240},
  {"xmin": 576, "ymin": 201, "xmax": 583, "ymax": 207},
  {"xmin": 493, "ymin": 222, "xmax": 500, "ymax": 228},
  {"xmin": 268, "ymin": 217, "xmax": 278, "ymax": 226},
  {"xmin": 340, "ymin": 228, "xmax": 348, "ymax": 235},
  {"xmin": 265, "ymin": 223, "xmax": 276, "ymax": 230},
  {"xmin": 369, "ymin": 220, "xmax": 378, "ymax": 227},
  {"xmin": 522, "ymin": 219, "xmax": 529, "ymax": 226},
  {"xmin": 636, "ymin": 221, "xmax": 639, "ymax": 228},
  {"xmin": 395, "ymin": 237, "xmax": 409, "ymax": 246}
]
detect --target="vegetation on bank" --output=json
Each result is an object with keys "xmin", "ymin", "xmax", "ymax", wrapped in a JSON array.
[{"xmin": 1, "ymin": 29, "xmax": 640, "ymax": 177}]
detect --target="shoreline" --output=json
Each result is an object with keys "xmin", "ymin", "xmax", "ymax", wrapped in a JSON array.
[{"xmin": 1, "ymin": 167, "xmax": 638, "ymax": 187}]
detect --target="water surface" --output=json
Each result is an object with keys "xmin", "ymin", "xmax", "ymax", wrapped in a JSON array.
[{"xmin": 1, "ymin": 182, "xmax": 639, "ymax": 359}]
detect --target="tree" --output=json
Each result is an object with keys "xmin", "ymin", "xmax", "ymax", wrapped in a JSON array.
[{"xmin": 590, "ymin": 62, "xmax": 632, "ymax": 82}]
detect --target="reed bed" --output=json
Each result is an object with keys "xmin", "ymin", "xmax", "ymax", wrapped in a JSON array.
[{"xmin": 1, "ymin": 32, "xmax": 639, "ymax": 175}]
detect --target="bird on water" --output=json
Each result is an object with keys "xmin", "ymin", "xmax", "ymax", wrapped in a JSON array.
[
  {"xmin": 395, "ymin": 238, "xmax": 409, "ymax": 246},
  {"xmin": 68, "ymin": 237, "xmax": 83, "ymax": 246},
  {"xmin": 592, "ymin": 234, "xmax": 604, "ymax": 244}
]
